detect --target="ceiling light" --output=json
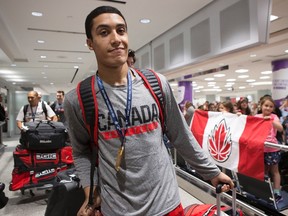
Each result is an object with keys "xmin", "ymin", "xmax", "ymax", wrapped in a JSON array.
[
  {"xmin": 235, "ymin": 69, "xmax": 248, "ymax": 73},
  {"xmin": 238, "ymin": 75, "xmax": 249, "ymax": 78},
  {"xmin": 260, "ymin": 76, "xmax": 270, "ymax": 79},
  {"xmin": 204, "ymin": 78, "xmax": 214, "ymax": 81},
  {"xmin": 43, "ymin": 76, "xmax": 47, "ymax": 79},
  {"xmin": 270, "ymin": 15, "xmax": 278, "ymax": 22},
  {"xmin": 43, "ymin": 65, "xmax": 48, "ymax": 67},
  {"xmin": 213, "ymin": 86, "xmax": 220, "ymax": 89},
  {"xmin": 239, "ymin": 86, "xmax": 246, "ymax": 89},
  {"xmin": 74, "ymin": 66, "xmax": 79, "ymax": 69},
  {"xmin": 195, "ymin": 90, "xmax": 201, "ymax": 93},
  {"xmin": 207, "ymin": 82, "xmax": 216, "ymax": 85},
  {"xmin": 169, "ymin": 83, "xmax": 178, "ymax": 87},
  {"xmin": 32, "ymin": 12, "xmax": 43, "ymax": 17},
  {"xmin": 246, "ymin": 79, "xmax": 255, "ymax": 82},
  {"xmin": 37, "ymin": 40, "xmax": 45, "ymax": 43},
  {"xmin": 249, "ymin": 81, "xmax": 272, "ymax": 86},
  {"xmin": 50, "ymin": 82, "xmax": 54, "ymax": 85},
  {"xmin": 250, "ymin": 54, "xmax": 257, "ymax": 57},
  {"xmin": 10, "ymin": 64, "xmax": 16, "ymax": 67},
  {"xmin": 202, "ymin": 89, "xmax": 222, "ymax": 92},
  {"xmin": 226, "ymin": 82, "xmax": 235, "ymax": 85},
  {"xmin": 40, "ymin": 55, "xmax": 46, "ymax": 59},
  {"xmin": 226, "ymin": 79, "xmax": 236, "ymax": 82},
  {"xmin": 214, "ymin": 74, "xmax": 225, "ymax": 77},
  {"xmin": 261, "ymin": 71, "xmax": 272, "ymax": 74},
  {"xmin": 285, "ymin": 50, "xmax": 288, "ymax": 53},
  {"xmin": 12, "ymin": 82, "xmax": 16, "ymax": 85},
  {"xmin": 140, "ymin": 18, "xmax": 151, "ymax": 24}
]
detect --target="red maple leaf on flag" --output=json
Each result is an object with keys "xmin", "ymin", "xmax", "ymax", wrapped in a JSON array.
[{"xmin": 208, "ymin": 119, "xmax": 232, "ymax": 162}]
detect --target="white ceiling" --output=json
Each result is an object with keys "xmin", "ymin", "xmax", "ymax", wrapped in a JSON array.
[{"xmin": 0, "ymin": 0, "xmax": 288, "ymax": 99}]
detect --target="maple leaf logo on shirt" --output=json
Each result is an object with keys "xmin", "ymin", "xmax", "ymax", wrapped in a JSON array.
[{"xmin": 208, "ymin": 119, "xmax": 232, "ymax": 162}]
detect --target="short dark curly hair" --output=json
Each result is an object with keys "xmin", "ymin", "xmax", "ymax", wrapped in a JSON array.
[{"xmin": 85, "ymin": 6, "xmax": 127, "ymax": 39}]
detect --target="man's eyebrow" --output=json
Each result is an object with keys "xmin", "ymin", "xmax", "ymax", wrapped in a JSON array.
[{"xmin": 95, "ymin": 23, "xmax": 126, "ymax": 31}]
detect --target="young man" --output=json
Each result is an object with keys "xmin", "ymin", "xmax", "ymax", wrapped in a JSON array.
[
  {"xmin": 16, "ymin": 91, "xmax": 57, "ymax": 131},
  {"xmin": 50, "ymin": 90, "xmax": 66, "ymax": 126},
  {"xmin": 64, "ymin": 6, "xmax": 233, "ymax": 216}
]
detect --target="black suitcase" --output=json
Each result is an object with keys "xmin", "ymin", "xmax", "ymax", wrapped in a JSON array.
[
  {"xmin": 20, "ymin": 120, "xmax": 67, "ymax": 150},
  {"xmin": 45, "ymin": 168, "xmax": 85, "ymax": 216}
]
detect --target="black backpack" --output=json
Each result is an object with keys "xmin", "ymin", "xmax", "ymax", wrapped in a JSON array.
[{"xmin": 23, "ymin": 101, "xmax": 48, "ymax": 121}]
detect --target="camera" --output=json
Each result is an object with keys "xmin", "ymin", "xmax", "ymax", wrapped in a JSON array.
[{"xmin": 0, "ymin": 182, "xmax": 9, "ymax": 209}]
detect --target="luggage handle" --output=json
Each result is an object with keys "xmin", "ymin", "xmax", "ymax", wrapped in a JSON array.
[
  {"xmin": 216, "ymin": 180, "xmax": 237, "ymax": 216},
  {"xmin": 35, "ymin": 120, "xmax": 56, "ymax": 130}
]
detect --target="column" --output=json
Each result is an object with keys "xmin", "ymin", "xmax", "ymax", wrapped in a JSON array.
[{"xmin": 271, "ymin": 59, "xmax": 288, "ymax": 107}]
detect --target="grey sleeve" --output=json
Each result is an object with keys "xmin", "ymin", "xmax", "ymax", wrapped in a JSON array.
[
  {"xmin": 64, "ymin": 90, "xmax": 98, "ymax": 188},
  {"xmin": 158, "ymin": 74, "xmax": 220, "ymax": 180}
]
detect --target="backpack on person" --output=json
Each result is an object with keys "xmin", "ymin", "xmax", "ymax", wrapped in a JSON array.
[
  {"xmin": 23, "ymin": 101, "xmax": 48, "ymax": 121},
  {"xmin": 45, "ymin": 69, "xmax": 166, "ymax": 215}
]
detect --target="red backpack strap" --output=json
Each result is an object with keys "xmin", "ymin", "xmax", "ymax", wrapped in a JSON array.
[
  {"xmin": 134, "ymin": 69, "xmax": 165, "ymax": 132},
  {"xmin": 76, "ymin": 75, "xmax": 98, "ymax": 148}
]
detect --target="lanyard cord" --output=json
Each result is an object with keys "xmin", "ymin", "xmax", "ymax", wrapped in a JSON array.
[
  {"xmin": 30, "ymin": 104, "xmax": 38, "ymax": 122},
  {"xmin": 96, "ymin": 70, "xmax": 132, "ymax": 146}
]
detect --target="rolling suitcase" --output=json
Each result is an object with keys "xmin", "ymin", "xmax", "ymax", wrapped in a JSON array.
[{"xmin": 184, "ymin": 184, "xmax": 244, "ymax": 216}]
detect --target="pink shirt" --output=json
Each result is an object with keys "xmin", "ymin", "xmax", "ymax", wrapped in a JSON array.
[{"xmin": 254, "ymin": 113, "xmax": 279, "ymax": 152}]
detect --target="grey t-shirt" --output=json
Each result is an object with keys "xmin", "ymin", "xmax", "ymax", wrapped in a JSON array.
[{"xmin": 64, "ymin": 71, "xmax": 220, "ymax": 216}]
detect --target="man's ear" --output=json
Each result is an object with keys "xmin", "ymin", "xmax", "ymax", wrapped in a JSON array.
[{"xmin": 86, "ymin": 39, "xmax": 93, "ymax": 50}]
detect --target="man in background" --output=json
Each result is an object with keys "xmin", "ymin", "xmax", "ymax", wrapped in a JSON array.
[
  {"xmin": 16, "ymin": 91, "xmax": 57, "ymax": 131},
  {"xmin": 50, "ymin": 90, "xmax": 66, "ymax": 127}
]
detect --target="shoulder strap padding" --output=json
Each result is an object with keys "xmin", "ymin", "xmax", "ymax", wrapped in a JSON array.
[
  {"xmin": 135, "ymin": 69, "xmax": 165, "ymax": 131},
  {"xmin": 76, "ymin": 75, "xmax": 98, "ymax": 147}
]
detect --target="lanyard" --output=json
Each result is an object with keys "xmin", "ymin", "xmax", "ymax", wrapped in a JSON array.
[
  {"xmin": 96, "ymin": 70, "xmax": 132, "ymax": 146},
  {"xmin": 30, "ymin": 104, "xmax": 38, "ymax": 122}
]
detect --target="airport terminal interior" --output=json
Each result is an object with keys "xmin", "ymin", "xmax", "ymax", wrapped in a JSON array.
[{"xmin": 1, "ymin": 0, "xmax": 288, "ymax": 215}]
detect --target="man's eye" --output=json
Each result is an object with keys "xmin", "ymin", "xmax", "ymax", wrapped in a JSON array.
[{"xmin": 99, "ymin": 30, "xmax": 108, "ymax": 36}]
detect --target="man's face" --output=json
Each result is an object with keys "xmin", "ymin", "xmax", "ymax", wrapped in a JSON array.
[
  {"xmin": 27, "ymin": 92, "xmax": 38, "ymax": 106},
  {"xmin": 56, "ymin": 93, "xmax": 64, "ymax": 103},
  {"xmin": 87, "ymin": 13, "xmax": 128, "ymax": 69}
]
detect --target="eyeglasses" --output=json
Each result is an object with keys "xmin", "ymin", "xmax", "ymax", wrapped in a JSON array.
[{"xmin": 27, "ymin": 97, "xmax": 35, "ymax": 99}]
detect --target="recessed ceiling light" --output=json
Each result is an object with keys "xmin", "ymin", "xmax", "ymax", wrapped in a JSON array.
[
  {"xmin": 249, "ymin": 81, "xmax": 272, "ymax": 86},
  {"xmin": 250, "ymin": 54, "xmax": 257, "ymax": 57},
  {"xmin": 37, "ymin": 40, "xmax": 45, "ymax": 44},
  {"xmin": 32, "ymin": 11, "xmax": 43, "ymax": 17},
  {"xmin": 10, "ymin": 64, "xmax": 16, "ymax": 67},
  {"xmin": 43, "ymin": 65, "xmax": 48, "ymax": 67},
  {"xmin": 285, "ymin": 50, "xmax": 288, "ymax": 53},
  {"xmin": 77, "ymin": 57, "xmax": 82, "ymax": 60},
  {"xmin": 239, "ymin": 86, "xmax": 246, "ymax": 89},
  {"xmin": 140, "ymin": 18, "xmax": 151, "ymax": 24},
  {"xmin": 226, "ymin": 79, "xmax": 236, "ymax": 82},
  {"xmin": 270, "ymin": 15, "xmax": 279, "ymax": 22},
  {"xmin": 40, "ymin": 55, "xmax": 46, "ymax": 59},
  {"xmin": 235, "ymin": 69, "xmax": 249, "ymax": 73},
  {"xmin": 246, "ymin": 79, "xmax": 255, "ymax": 82},
  {"xmin": 74, "ymin": 66, "xmax": 79, "ymax": 69},
  {"xmin": 43, "ymin": 76, "xmax": 47, "ymax": 79},
  {"xmin": 261, "ymin": 71, "xmax": 272, "ymax": 74},
  {"xmin": 12, "ymin": 82, "xmax": 16, "ymax": 85},
  {"xmin": 214, "ymin": 74, "xmax": 225, "ymax": 77},
  {"xmin": 260, "ymin": 76, "xmax": 270, "ymax": 79},
  {"xmin": 169, "ymin": 83, "xmax": 177, "ymax": 87},
  {"xmin": 41, "ymin": 72, "xmax": 45, "ymax": 74},
  {"xmin": 50, "ymin": 82, "xmax": 54, "ymax": 85},
  {"xmin": 204, "ymin": 78, "xmax": 214, "ymax": 81},
  {"xmin": 238, "ymin": 75, "xmax": 249, "ymax": 78},
  {"xmin": 226, "ymin": 82, "xmax": 235, "ymax": 85}
]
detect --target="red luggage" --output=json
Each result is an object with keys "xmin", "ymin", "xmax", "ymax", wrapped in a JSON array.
[
  {"xmin": 184, "ymin": 184, "xmax": 244, "ymax": 216},
  {"xmin": 9, "ymin": 144, "xmax": 74, "ymax": 192}
]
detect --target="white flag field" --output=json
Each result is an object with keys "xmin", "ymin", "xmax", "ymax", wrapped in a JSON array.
[{"xmin": 190, "ymin": 110, "xmax": 273, "ymax": 181}]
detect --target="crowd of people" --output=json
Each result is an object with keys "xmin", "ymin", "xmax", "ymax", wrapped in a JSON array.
[{"xmin": 183, "ymin": 95, "xmax": 288, "ymax": 203}]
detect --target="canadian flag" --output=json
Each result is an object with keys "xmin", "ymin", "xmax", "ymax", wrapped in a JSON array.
[{"xmin": 191, "ymin": 110, "xmax": 272, "ymax": 181}]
